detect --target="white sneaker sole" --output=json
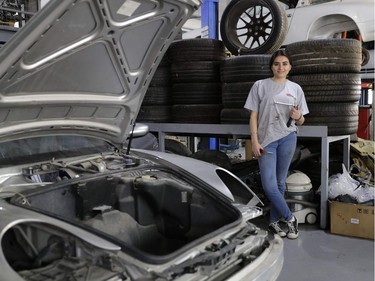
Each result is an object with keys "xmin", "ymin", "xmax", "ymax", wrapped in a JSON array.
[{"xmin": 287, "ymin": 233, "xmax": 299, "ymax": 239}]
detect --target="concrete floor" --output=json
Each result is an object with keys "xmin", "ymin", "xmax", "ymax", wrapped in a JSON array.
[{"xmin": 276, "ymin": 223, "xmax": 374, "ymax": 281}]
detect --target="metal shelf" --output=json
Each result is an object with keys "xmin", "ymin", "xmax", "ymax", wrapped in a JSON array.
[{"xmin": 145, "ymin": 123, "xmax": 350, "ymax": 229}]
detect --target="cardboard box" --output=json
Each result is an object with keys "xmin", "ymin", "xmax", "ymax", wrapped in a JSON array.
[{"xmin": 330, "ymin": 201, "xmax": 374, "ymax": 240}]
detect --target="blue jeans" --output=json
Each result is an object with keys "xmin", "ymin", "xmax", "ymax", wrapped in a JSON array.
[{"xmin": 258, "ymin": 132, "xmax": 297, "ymax": 223}]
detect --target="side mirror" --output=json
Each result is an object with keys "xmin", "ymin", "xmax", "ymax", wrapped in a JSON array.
[
  {"xmin": 125, "ymin": 123, "xmax": 151, "ymax": 154},
  {"xmin": 131, "ymin": 123, "xmax": 149, "ymax": 138}
]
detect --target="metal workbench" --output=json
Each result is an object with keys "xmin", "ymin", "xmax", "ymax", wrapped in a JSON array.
[{"xmin": 145, "ymin": 123, "xmax": 350, "ymax": 229}]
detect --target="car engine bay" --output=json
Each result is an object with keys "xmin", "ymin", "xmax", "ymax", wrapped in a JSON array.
[{"xmin": 0, "ymin": 151, "xmax": 272, "ymax": 281}]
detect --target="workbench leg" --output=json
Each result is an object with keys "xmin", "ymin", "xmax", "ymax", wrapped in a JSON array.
[
  {"xmin": 320, "ymin": 137, "xmax": 329, "ymax": 229},
  {"xmin": 343, "ymin": 136, "xmax": 350, "ymax": 169},
  {"xmin": 188, "ymin": 136, "xmax": 195, "ymax": 152},
  {"xmin": 158, "ymin": 131, "xmax": 166, "ymax": 152}
]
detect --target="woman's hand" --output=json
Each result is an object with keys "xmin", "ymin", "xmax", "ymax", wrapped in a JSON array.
[
  {"xmin": 289, "ymin": 106, "xmax": 305, "ymax": 125},
  {"xmin": 252, "ymin": 141, "xmax": 264, "ymax": 158},
  {"xmin": 289, "ymin": 106, "xmax": 301, "ymax": 120}
]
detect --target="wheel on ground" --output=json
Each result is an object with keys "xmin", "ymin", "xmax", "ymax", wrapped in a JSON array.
[{"xmin": 305, "ymin": 212, "xmax": 317, "ymax": 225}]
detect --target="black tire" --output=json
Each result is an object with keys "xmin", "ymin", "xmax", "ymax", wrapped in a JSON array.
[
  {"xmin": 220, "ymin": 108, "xmax": 250, "ymax": 124},
  {"xmin": 172, "ymin": 104, "xmax": 222, "ymax": 124},
  {"xmin": 290, "ymin": 73, "xmax": 361, "ymax": 102},
  {"xmin": 131, "ymin": 133, "xmax": 159, "ymax": 151},
  {"xmin": 220, "ymin": 0, "xmax": 288, "ymax": 55},
  {"xmin": 172, "ymin": 83, "xmax": 222, "ymax": 104},
  {"xmin": 143, "ymin": 87, "xmax": 172, "ymax": 105},
  {"xmin": 222, "ymin": 82, "xmax": 254, "ymax": 108},
  {"xmin": 362, "ymin": 47, "xmax": 370, "ymax": 66},
  {"xmin": 168, "ymin": 38, "xmax": 226, "ymax": 62},
  {"xmin": 171, "ymin": 61, "xmax": 221, "ymax": 83},
  {"xmin": 191, "ymin": 150, "xmax": 233, "ymax": 171},
  {"xmin": 304, "ymin": 102, "xmax": 359, "ymax": 136},
  {"xmin": 136, "ymin": 105, "xmax": 172, "ymax": 123},
  {"xmin": 286, "ymin": 39, "xmax": 362, "ymax": 74},
  {"xmin": 149, "ymin": 66, "xmax": 171, "ymax": 87},
  {"xmin": 158, "ymin": 54, "xmax": 172, "ymax": 66},
  {"xmin": 165, "ymin": 138, "xmax": 192, "ymax": 156},
  {"xmin": 220, "ymin": 55, "xmax": 272, "ymax": 83}
]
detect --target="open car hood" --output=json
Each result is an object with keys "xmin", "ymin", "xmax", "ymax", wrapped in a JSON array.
[{"xmin": 0, "ymin": 0, "xmax": 200, "ymax": 146}]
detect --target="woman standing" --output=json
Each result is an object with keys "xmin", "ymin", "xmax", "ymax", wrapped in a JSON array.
[{"xmin": 244, "ymin": 50, "xmax": 309, "ymax": 239}]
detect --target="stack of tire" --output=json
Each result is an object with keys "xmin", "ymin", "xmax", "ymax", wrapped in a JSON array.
[
  {"xmin": 220, "ymin": 55, "xmax": 272, "ymax": 124},
  {"xmin": 286, "ymin": 39, "xmax": 362, "ymax": 136},
  {"xmin": 137, "ymin": 56, "xmax": 172, "ymax": 123},
  {"xmin": 167, "ymin": 38, "xmax": 226, "ymax": 124}
]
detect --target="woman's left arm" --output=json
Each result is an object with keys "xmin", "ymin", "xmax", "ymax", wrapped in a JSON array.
[
  {"xmin": 295, "ymin": 113, "xmax": 305, "ymax": 126},
  {"xmin": 289, "ymin": 107, "xmax": 305, "ymax": 126},
  {"xmin": 295, "ymin": 84, "xmax": 308, "ymax": 126}
]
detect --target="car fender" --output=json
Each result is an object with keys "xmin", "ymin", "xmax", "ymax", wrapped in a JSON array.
[
  {"xmin": 133, "ymin": 149, "xmax": 263, "ymax": 207},
  {"xmin": 284, "ymin": 1, "xmax": 374, "ymax": 44}
]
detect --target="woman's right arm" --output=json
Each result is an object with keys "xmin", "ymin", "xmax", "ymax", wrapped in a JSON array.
[{"xmin": 250, "ymin": 111, "xmax": 263, "ymax": 157}]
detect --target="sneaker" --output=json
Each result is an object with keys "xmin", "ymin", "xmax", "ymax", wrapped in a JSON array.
[
  {"xmin": 287, "ymin": 216, "xmax": 299, "ymax": 239},
  {"xmin": 269, "ymin": 221, "xmax": 287, "ymax": 238}
]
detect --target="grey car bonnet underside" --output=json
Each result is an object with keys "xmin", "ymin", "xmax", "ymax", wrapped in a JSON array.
[{"xmin": 0, "ymin": 0, "xmax": 200, "ymax": 146}]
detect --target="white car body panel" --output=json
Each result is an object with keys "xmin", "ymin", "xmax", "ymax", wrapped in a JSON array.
[{"xmin": 284, "ymin": 0, "xmax": 375, "ymax": 45}]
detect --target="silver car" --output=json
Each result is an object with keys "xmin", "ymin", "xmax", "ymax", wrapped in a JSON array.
[{"xmin": 0, "ymin": 1, "xmax": 283, "ymax": 280}]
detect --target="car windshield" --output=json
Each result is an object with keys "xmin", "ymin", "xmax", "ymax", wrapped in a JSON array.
[{"xmin": 0, "ymin": 135, "xmax": 114, "ymax": 167}]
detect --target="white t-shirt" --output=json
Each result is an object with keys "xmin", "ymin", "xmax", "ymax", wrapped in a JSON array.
[{"xmin": 244, "ymin": 78, "xmax": 309, "ymax": 148}]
